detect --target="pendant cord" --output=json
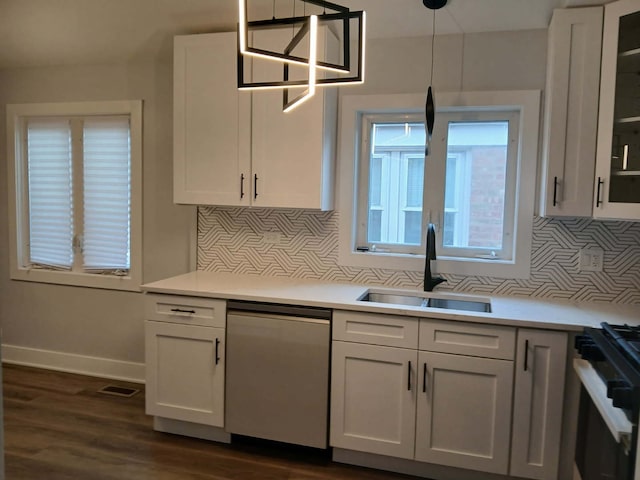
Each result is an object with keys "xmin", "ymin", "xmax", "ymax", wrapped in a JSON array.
[{"xmin": 430, "ymin": 9, "xmax": 435, "ymax": 86}]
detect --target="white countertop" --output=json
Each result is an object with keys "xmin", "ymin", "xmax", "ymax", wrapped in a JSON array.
[{"xmin": 142, "ymin": 271, "xmax": 640, "ymax": 331}]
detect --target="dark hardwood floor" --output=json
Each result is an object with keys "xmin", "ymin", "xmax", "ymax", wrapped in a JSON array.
[{"xmin": 3, "ymin": 365, "xmax": 420, "ymax": 479}]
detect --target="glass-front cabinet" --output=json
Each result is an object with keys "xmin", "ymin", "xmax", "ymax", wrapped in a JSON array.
[{"xmin": 594, "ymin": 0, "xmax": 640, "ymax": 219}]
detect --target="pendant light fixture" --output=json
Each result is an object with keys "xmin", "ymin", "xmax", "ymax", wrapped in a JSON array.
[
  {"xmin": 238, "ymin": 0, "xmax": 366, "ymax": 112},
  {"xmin": 423, "ymin": 0, "xmax": 447, "ymax": 155}
]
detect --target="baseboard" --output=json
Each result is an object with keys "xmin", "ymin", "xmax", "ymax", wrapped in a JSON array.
[
  {"xmin": 333, "ymin": 448, "xmax": 514, "ymax": 480},
  {"xmin": 154, "ymin": 417, "xmax": 231, "ymax": 443},
  {"xmin": 1, "ymin": 344, "xmax": 145, "ymax": 383}
]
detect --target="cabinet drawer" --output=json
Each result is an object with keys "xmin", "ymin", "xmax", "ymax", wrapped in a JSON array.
[
  {"xmin": 145, "ymin": 294, "xmax": 226, "ymax": 327},
  {"xmin": 419, "ymin": 320, "xmax": 515, "ymax": 360},
  {"xmin": 333, "ymin": 311, "xmax": 418, "ymax": 349}
]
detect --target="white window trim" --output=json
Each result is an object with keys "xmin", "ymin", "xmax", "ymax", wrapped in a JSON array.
[
  {"xmin": 337, "ymin": 90, "xmax": 540, "ymax": 280},
  {"xmin": 7, "ymin": 100, "xmax": 143, "ymax": 292}
]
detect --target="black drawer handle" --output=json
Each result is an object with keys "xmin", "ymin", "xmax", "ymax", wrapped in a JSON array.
[
  {"xmin": 170, "ymin": 308, "xmax": 195, "ymax": 314},
  {"xmin": 254, "ymin": 174, "xmax": 258, "ymax": 199},
  {"xmin": 215, "ymin": 338, "xmax": 221, "ymax": 365},
  {"xmin": 552, "ymin": 176, "xmax": 558, "ymax": 207},
  {"xmin": 240, "ymin": 174, "xmax": 245, "ymax": 199},
  {"xmin": 524, "ymin": 339, "xmax": 529, "ymax": 371},
  {"xmin": 407, "ymin": 361, "xmax": 412, "ymax": 391},
  {"xmin": 423, "ymin": 363, "xmax": 427, "ymax": 393}
]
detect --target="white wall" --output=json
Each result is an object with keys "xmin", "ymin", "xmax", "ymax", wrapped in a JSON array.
[
  {"xmin": 346, "ymin": 30, "xmax": 547, "ymax": 95},
  {"xmin": 0, "ymin": 59, "xmax": 194, "ymax": 379}
]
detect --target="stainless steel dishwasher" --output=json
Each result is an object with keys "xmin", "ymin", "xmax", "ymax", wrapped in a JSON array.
[{"xmin": 225, "ymin": 301, "xmax": 331, "ymax": 449}]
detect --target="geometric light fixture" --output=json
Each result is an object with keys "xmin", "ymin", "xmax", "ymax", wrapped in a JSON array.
[
  {"xmin": 423, "ymin": 0, "xmax": 447, "ymax": 155},
  {"xmin": 237, "ymin": 0, "xmax": 366, "ymax": 112}
]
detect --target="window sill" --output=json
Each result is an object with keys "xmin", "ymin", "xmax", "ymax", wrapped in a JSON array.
[
  {"xmin": 10, "ymin": 267, "xmax": 141, "ymax": 292},
  {"xmin": 338, "ymin": 249, "xmax": 530, "ymax": 280}
]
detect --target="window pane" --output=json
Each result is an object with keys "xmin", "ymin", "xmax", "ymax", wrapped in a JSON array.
[
  {"xmin": 443, "ymin": 121, "xmax": 508, "ymax": 251},
  {"xmin": 404, "ymin": 211, "xmax": 422, "ymax": 244},
  {"xmin": 27, "ymin": 120, "xmax": 74, "ymax": 269},
  {"xmin": 368, "ymin": 210, "xmax": 382, "ymax": 243},
  {"xmin": 83, "ymin": 117, "xmax": 131, "ymax": 271},
  {"xmin": 369, "ymin": 156, "xmax": 382, "ymax": 206},
  {"xmin": 367, "ymin": 122, "xmax": 424, "ymax": 246},
  {"xmin": 406, "ymin": 156, "xmax": 424, "ymax": 207}
]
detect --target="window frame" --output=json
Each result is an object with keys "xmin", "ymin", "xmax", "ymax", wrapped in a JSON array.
[
  {"xmin": 7, "ymin": 100, "xmax": 143, "ymax": 291},
  {"xmin": 337, "ymin": 91, "xmax": 540, "ymax": 280}
]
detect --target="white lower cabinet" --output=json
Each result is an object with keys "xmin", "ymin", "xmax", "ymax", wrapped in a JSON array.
[
  {"xmin": 144, "ymin": 295, "xmax": 226, "ymax": 428},
  {"xmin": 330, "ymin": 341, "xmax": 417, "ymax": 459},
  {"xmin": 510, "ymin": 329, "xmax": 568, "ymax": 480},
  {"xmin": 415, "ymin": 351, "xmax": 513, "ymax": 475},
  {"xmin": 145, "ymin": 321, "xmax": 225, "ymax": 426},
  {"xmin": 330, "ymin": 312, "xmax": 568, "ymax": 479},
  {"xmin": 330, "ymin": 311, "xmax": 517, "ymax": 476}
]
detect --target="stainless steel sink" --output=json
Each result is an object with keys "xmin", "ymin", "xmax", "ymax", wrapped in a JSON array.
[
  {"xmin": 359, "ymin": 291, "xmax": 491, "ymax": 313},
  {"xmin": 427, "ymin": 297, "xmax": 491, "ymax": 313},
  {"xmin": 360, "ymin": 292, "xmax": 428, "ymax": 307}
]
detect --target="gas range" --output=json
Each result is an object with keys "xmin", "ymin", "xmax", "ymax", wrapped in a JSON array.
[{"xmin": 575, "ymin": 322, "xmax": 640, "ymax": 480}]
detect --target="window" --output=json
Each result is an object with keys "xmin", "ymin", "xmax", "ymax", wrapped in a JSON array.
[
  {"xmin": 7, "ymin": 101, "xmax": 142, "ymax": 291},
  {"xmin": 339, "ymin": 91, "xmax": 540, "ymax": 279}
]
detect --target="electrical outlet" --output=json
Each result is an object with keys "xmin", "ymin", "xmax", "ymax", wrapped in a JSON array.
[
  {"xmin": 263, "ymin": 232, "xmax": 281, "ymax": 244},
  {"xmin": 580, "ymin": 247, "xmax": 604, "ymax": 272}
]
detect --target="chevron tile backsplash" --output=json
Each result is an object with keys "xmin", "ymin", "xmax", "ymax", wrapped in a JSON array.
[{"xmin": 198, "ymin": 207, "xmax": 640, "ymax": 304}]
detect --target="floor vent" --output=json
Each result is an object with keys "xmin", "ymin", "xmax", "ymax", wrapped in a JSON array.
[{"xmin": 98, "ymin": 385, "xmax": 140, "ymax": 398}]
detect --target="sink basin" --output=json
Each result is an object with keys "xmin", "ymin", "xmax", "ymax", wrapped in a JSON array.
[
  {"xmin": 427, "ymin": 298, "xmax": 491, "ymax": 313},
  {"xmin": 358, "ymin": 291, "xmax": 491, "ymax": 313},
  {"xmin": 361, "ymin": 292, "xmax": 428, "ymax": 307}
]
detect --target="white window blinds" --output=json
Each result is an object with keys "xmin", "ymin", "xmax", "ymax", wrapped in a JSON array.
[
  {"xmin": 83, "ymin": 118, "xmax": 131, "ymax": 272},
  {"xmin": 27, "ymin": 120, "xmax": 74, "ymax": 269}
]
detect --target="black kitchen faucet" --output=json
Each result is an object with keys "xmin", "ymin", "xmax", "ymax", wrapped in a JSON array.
[{"xmin": 424, "ymin": 223, "xmax": 446, "ymax": 292}]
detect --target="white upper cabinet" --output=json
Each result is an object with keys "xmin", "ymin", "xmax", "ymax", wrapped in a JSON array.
[
  {"xmin": 250, "ymin": 27, "xmax": 338, "ymax": 210},
  {"xmin": 173, "ymin": 33, "xmax": 251, "ymax": 206},
  {"xmin": 593, "ymin": 0, "xmax": 640, "ymax": 220},
  {"xmin": 540, "ymin": 7, "xmax": 603, "ymax": 217},
  {"xmin": 173, "ymin": 30, "xmax": 337, "ymax": 210}
]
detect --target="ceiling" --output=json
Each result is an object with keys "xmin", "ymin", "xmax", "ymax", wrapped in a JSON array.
[{"xmin": 0, "ymin": 0, "xmax": 611, "ymax": 69}]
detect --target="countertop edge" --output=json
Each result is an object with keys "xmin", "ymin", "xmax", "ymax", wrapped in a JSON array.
[{"xmin": 142, "ymin": 272, "xmax": 639, "ymax": 331}]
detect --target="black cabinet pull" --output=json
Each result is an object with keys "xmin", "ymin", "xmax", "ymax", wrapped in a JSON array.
[
  {"xmin": 215, "ymin": 338, "xmax": 220, "ymax": 365},
  {"xmin": 552, "ymin": 176, "xmax": 558, "ymax": 207},
  {"xmin": 254, "ymin": 174, "xmax": 258, "ymax": 199},
  {"xmin": 596, "ymin": 177, "xmax": 604, "ymax": 207},
  {"xmin": 423, "ymin": 363, "xmax": 427, "ymax": 393},
  {"xmin": 524, "ymin": 339, "xmax": 529, "ymax": 371},
  {"xmin": 240, "ymin": 174, "xmax": 245, "ymax": 199},
  {"xmin": 170, "ymin": 308, "xmax": 195, "ymax": 314},
  {"xmin": 407, "ymin": 361, "xmax": 412, "ymax": 391}
]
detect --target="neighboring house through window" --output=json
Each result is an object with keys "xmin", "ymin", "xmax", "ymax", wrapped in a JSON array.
[{"xmin": 7, "ymin": 101, "xmax": 142, "ymax": 291}]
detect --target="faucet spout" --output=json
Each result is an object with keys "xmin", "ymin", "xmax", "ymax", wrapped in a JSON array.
[{"xmin": 424, "ymin": 223, "xmax": 447, "ymax": 292}]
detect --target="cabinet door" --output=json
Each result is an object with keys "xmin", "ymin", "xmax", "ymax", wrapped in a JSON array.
[
  {"xmin": 330, "ymin": 341, "xmax": 417, "ymax": 459},
  {"xmin": 540, "ymin": 7, "xmax": 602, "ymax": 217},
  {"xmin": 415, "ymin": 351, "xmax": 513, "ymax": 475},
  {"xmin": 510, "ymin": 329, "xmax": 568, "ymax": 480},
  {"xmin": 145, "ymin": 321, "xmax": 225, "ymax": 427},
  {"xmin": 594, "ymin": 0, "xmax": 640, "ymax": 219},
  {"xmin": 250, "ymin": 28, "xmax": 337, "ymax": 210},
  {"xmin": 173, "ymin": 32, "xmax": 251, "ymax": 206}
]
